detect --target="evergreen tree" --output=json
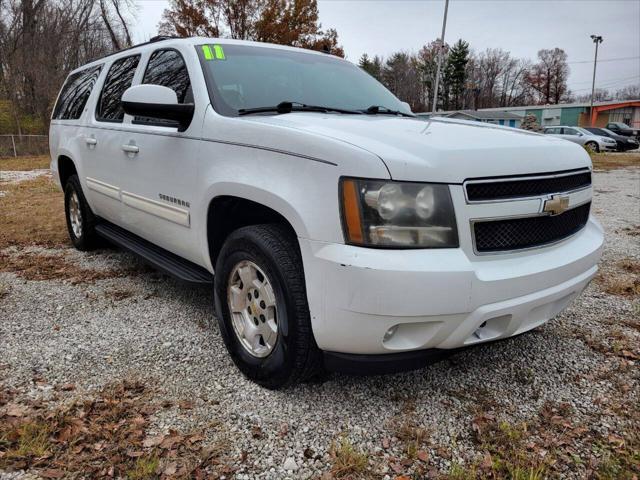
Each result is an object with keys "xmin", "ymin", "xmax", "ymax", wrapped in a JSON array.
[
  {"xmin": 444, "ymin": 39, "xmax": 470, "ymax": 110},
  {"xmin": 359, "ymin": 53, "xmax": 383, "ymax": 81}
]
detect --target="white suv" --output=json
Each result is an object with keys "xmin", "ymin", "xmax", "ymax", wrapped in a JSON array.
[{"xmin": 49, "ymin": 37, "xmax": 603, "ymax": 388}]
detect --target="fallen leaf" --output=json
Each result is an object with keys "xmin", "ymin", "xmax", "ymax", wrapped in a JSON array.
[
  {"xmin": 164, "ymin": 462, "xmax": 177, "ymax": 476},
  {"xmin": 60, "ymin": 383, "xmax": 75, "ymax": 391},
  {"xmin": 40, "ymin": 469, "xmax": 65, "ymax": 479},
  {"xmin": 159, "ymin": 434, "xmax": 182, "ymax": 450},
  {"xmin": 608, "ymin": 434, "xmax": 625, "ymax": 448},
  {"xmin": 143, "ymin": 434, "xmax": 165, "ymax": 448},
  {"xmin": 6, "ymin": 403, "xmax": 28, "ymax": 417},
  {"xmin": 382, "ymin": 437, "xmax": 390, "ymax": 449},
  {"xmin": 188, "ymin": 433, "xmax": 205, "ymax": 444},
  {"xmin": 178, "ymin": 400, "xmax": 194, "ymax": 410},
  {"xmin": 416, "ymin": 450, "xmax": 429, "ymax": 462}
]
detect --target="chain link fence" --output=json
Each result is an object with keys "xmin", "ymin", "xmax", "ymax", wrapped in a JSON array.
[{"xmin": 0, "ymin": 134, "xmax": 49, "ymax": 157}]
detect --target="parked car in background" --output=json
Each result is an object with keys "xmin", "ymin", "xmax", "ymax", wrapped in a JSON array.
[
  {"xmin": 543, "ymin": 126, "xmax": 617, "ymax": 152},
  {"xmin": 585, "ymin": 127, "xmax": 639, "ymax": 151},
  {"xmin": 605, "ymin": 122, "xmax": 639, "ymax": 138}
]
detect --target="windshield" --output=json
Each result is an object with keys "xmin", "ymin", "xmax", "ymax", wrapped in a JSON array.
[{"xmin": 198, "ymin": 44, "xmax": 409, "ymax": 116}]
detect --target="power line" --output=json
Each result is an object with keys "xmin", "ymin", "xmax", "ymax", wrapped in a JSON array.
[
  {"xmin": 570, "ymin": 74, "xmax": 640, "ymax": 85},
  {"xmin": 567, "ymin": 55, "xmax": 639, "ymax": 65},
  {"xmin": 570, "ymin": 76, "xmax": 640, "ymax": 93}
]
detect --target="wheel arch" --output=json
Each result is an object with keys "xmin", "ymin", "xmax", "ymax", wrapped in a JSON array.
[
  {"xmin": 57, "ymin": 154, "xmax": 78, "ymax": 187},
  {"xmin": 205, "ymin": 189, "xmax": 307, "ymax": 271}
]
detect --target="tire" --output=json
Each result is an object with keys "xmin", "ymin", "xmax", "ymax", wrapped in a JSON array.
[
  {"xmin": 214, "ymin": 224, "xmax": 322, "ymax": 389},
  {"xmin": 64, "ymin": 174, "xmax": 99, "ymax": 251},
  {"xmin": 585, "ymin": 141, "xmax": 599, "ymax": 153}
]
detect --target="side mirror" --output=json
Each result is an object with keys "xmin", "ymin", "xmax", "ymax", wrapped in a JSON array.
[
  {"xmin": 401, "ymin": 101, "xmax": 412, "ymax": 113},
  {"xmin": 122, "ymin": 84, "xmax": 194, "ymax": 130}
]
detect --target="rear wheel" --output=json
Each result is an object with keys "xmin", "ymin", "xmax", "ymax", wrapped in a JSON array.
[
  {"xmin": 214, "ymin": 224, "xmax": 321, "ymax": 389},
  {"xmin": 64, "ymin": 174, "xmax": 99, "ymax": 250},
  {"xmin": 585, "ymin": 141, "xmax": 599, "ymax": 153}
]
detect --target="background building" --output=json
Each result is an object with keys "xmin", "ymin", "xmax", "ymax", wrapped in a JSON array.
[
  {"xmin": 420, "ymin": 100, "xmax": 640, "ymax": 128},
  {"xmin": 416, "ymin": 110, "xmax": 522, "ymax": 127}
]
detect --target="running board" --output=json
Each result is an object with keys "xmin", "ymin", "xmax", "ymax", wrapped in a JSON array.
[{"xmin": 95, "ymin": 222, "xmax": 214, "ymax": 285}]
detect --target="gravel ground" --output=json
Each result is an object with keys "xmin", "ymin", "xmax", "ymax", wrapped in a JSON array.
[
  {"xmin": 0, "ymin": 169, "xmax": 50, "ymax": 184},
  {"xmin": 1, "ymin": 168, "xmax": 639, "ymax": 479}
]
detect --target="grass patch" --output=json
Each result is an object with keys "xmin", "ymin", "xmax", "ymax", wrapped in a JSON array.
[
  {"xmin": 2, "ymin": 422, "xmax": 52, "ymax": 460},
  {"xmin": 0, "ymin": 250, "xmax": 138, "ymax": 283},
  {"xmin": 329, "ymin": 436, "xmax": 371, "ymax": 479},
  {"xmin": 0, "ymin": 175, "xmax": 67, "ymax": 249},
  {"xmin": 591, "ymin": 152, "xmax": 640, "ymax": 170},
  {"xmin": 387, "ymin": 399, "xmax": 430, "ymax": 459},
  {"xmin": 470, "ymin": 415, "xmax": 549, "ymax": 480},
  {"xmin": 127, "ymin": 453, "xmax": 160, "ymax": 479},
  {"xmin": 0, "ymin": 155, "xmax": 50, "ymax": 171},
  {"xmin": 0, "ymin": 380, "xmax": 233, "ymax": 477},
  {"xmin": 596, "ymin": 259, "xmax": 640, "ymax": 298}
]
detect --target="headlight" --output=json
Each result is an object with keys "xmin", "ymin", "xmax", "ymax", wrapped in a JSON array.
[{"xmin": 340, "ymin": 178, "xmax": 459, "ymax": 248}]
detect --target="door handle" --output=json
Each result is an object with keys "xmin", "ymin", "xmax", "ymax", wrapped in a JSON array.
[
  {"xmin": 85, "ymin": 137, "xmax": 97, "ymax": 147},
  {"xmin": 121, "ymin": 144, "xmax": 139, "ymax": 154}
]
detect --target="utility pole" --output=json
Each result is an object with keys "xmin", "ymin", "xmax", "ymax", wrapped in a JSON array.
[
  {"xmin": 589, "ymin": 35, "xmax": 603, "ymax": 126},
  {"xmin": 431, "ymin": 0, "xmax": 450, "ymax": 114}
]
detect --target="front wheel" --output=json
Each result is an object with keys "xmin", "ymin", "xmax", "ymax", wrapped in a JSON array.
[
  {"xmin": 214, "ymin": 224, "xmax": 321, "ymax": 389},
  {"xmin": 585, "ymin": 141, "xmax": 599, "ymax": 153}
]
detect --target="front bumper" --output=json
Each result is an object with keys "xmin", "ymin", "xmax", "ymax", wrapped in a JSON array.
[{"xmin": 300, "ymin": 217, "xmax": 603, "ymax": 355}]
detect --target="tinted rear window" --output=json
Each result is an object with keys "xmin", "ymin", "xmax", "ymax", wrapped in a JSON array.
[
  {"xmin": 53, "ymin": 65, "xmax": 102, "ymax": 120},
  {"xmin": 96, "ymin": 55, "xmax": 140, "ymax": 122}
]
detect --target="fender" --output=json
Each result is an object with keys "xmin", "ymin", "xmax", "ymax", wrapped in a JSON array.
[{"xmin": 199, "ymin": 183, "xmax": 310, "ymax": 272}]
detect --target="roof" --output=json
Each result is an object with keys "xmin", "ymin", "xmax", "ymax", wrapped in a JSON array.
[
  {"xmin": 72, "ymin": 36, "xmax": 343, "ymax": 74},
  {"xmin": 415, "ymin": 110, "xmax": 521, "ymax": 120},
  {"xmin": 478, "ymin": 99, "xmax": 640, "ymax": 112},
  {"xmin": 444, "ymin": 110, "xmax": 521, "ymax": 120}
]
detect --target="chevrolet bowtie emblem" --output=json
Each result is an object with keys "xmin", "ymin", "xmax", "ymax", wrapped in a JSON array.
[{"xmin": 543, "ymin": 194, "xmax": 570, "ymax": 215}]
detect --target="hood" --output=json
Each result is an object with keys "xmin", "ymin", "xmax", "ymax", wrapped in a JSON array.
[{"xmin": 244, "ymin": 114, "xmax": 591, "ymax": 183}]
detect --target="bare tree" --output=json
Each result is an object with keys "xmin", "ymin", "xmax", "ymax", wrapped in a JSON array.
[
  {"xmin": 614, "ymin": 84, "xmax": 640, "ymax": 100},
  {"xmin": 0, "ymin": 0, "xmax": 133, "ymax": 133},
  {"xmin": 526, "ymin": 48, "xmax": 569, "ymax": 104}
]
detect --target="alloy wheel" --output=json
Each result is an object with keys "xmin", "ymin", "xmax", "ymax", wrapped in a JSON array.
[
  {"xmin": 68, "ymin": 191, "xmax": 83, "ymax": 238},
  {"xmin": 227, "ymin": 260, "xmax": 278, "ymax": 358}
]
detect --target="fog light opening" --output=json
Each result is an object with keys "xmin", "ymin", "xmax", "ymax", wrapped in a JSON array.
[{"xmin": 383, "ymin": 325, "xmax": 398, "ymax": 342}]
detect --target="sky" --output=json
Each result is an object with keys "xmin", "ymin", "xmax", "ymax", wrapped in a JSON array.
[{"xmin": 131, "ymin": 0, "xmax": 640, "ymax": 95}]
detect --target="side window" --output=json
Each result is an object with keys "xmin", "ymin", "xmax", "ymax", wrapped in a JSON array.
[
  {"xmin": 96, "ymin": 55, "xmax": 140, "ymax": 123},
  {"xmin": 134, "ymin": 49, "xmax": 192, "ymax": 127},
  {"xmin": 563, "ymin": 128, "xmax": 577, "ymax": 136},
  {"xmin": 52, "ymin": 65, "xmax": 102, "ymax": 120}
]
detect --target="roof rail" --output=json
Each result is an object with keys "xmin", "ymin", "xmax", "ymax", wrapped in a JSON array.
[{"xmin": 89, "ymin": 35, "xmax": 183, "ymax": 63}]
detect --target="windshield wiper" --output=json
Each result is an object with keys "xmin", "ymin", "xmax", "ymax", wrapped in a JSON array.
[
  {"xmin": 362, "ymin": 105, "xmax": 415, "ymax": 117},
  {"xmin": 238, "ymin": 101, "xmax": 362, "ymax": 116}
]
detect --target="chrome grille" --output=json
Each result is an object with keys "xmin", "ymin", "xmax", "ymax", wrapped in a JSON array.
[
  {"xmin": 473, "ymin": 202, "xmax": 591, "ymax": 253},
  {"xmin": 466, "ymin": 170, "xmax": 591, "ymax": 202}
]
